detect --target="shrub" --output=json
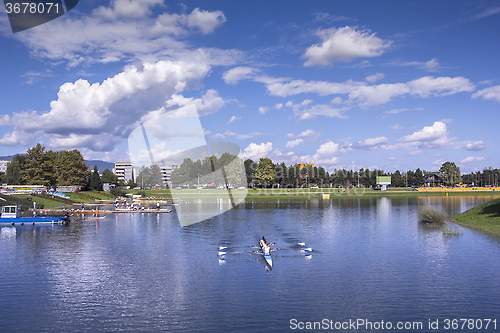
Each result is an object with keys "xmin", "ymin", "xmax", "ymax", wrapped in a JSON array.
[
  {"xmin": 418, "ymin": 206, "xmax": 447, "ymax": 223},
  {"xmin": 110, "ymin": 187, "xmax": 126, "ymax": 197}
]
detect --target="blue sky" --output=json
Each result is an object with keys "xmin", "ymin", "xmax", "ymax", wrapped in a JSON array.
[{"xmin": 0, "ymin": 0, "xmax": 499, "ymax": 173}]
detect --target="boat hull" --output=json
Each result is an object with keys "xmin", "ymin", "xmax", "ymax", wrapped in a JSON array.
[
  {"xmin": 259, "ymin": 242, "xmax": 273, "ymax": 268},
  {"xmin": 0, "ymin": 216, "xmax": 69, "ymax": 226}
]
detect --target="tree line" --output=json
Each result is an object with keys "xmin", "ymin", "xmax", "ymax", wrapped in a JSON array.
[
  {"xmin": 0, "ymin": 143, "xmax": 120, "ymax": 191},
  {"xmin": 1, "ymin": 144, "xmax": 498, "ymax": 190}
]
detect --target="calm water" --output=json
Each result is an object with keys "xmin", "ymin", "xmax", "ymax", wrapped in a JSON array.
[{"xmin": 1, "ymin": 195, "xmax": 500, "ymax": 332}]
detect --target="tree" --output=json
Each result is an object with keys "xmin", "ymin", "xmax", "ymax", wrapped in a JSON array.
[
  {"xmin": 223, "ymin": 156, "xmax": 246, "ymax": 188},
  {"xmin": 88, "ymin": 165, "xmax": 102, "ymax": 191},
  {"xmin": 414, "ymin": 168, "xmax": 425, "ymax": 186},
  {"xmin": 439, "ymin": 162, "xmax": 461, "ymax": 187},
  {"xmin": 150, "ymin": 164, "xmax": 163, "ymax": 187},
  {"xmin": 55, "ymin": 150, "xmax": 90, "ymax": 186},
  {"xmin": 3, "ymin": 155, "xmax": 24, "ymax": 184},
  {"xmin": 255, "ymin": 158, "xmax": 275, "ymax": 186},
  {"xmin": 244, "ymin": 159, "xmax": 256, "ymax": 186},
  {"xmin": 20, "ymin": 143, "xmax": 56, "ymax": 186},
  {"xmin": 101, "ymin": 169, "xmax": 118, "ymax": 185},
  {"xmin": 392, "ymin": 170, "xmax": 405, "ymax": 187}
]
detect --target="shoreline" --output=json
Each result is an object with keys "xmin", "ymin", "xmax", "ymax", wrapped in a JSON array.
[{"xmin": 451, "ymin": 198, "xmax": 500, "ymax": 237}]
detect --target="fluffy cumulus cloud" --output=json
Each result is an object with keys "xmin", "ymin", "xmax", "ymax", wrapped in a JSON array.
[
  {"xmin": 472, "ymin": 85, "xmax": 500, "ymax": 103},
  {"xmin": 303, "ymin": 26, "xmax": 392, "ymax": 66},
  {"xmin": 2, "ymin": 60, "xmax": 212, "ymax": 151},
  {"xmin": 14, "ymin": 1, "xmax": 233, "ymax": 66},
  {"xmin": 399, "ymin": 121, "xmax": 450, "ymax": 148},
  {"xmin": 241, "ymin": 142, "xmax": 274, "ymax": 160},
  {"xmin": 308, "ymin": 141, "xmax": 340, "ymax": 165},
  {"xmin": 460, "ymin": 156, "xmax": 485, "ymax": 165}
]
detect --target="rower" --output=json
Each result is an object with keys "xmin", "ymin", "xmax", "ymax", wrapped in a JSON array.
[{"xmin": 260, "ymin": 236, "xmax": 270, "ymax": 254}]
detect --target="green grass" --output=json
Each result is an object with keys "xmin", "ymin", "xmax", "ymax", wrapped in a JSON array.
[{"xmin": 451, "ymin": 198, "xmax": 500, "ymax": 236}]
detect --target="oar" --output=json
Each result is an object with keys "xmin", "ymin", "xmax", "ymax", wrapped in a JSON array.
[
  {"xmin": 269, "ymin": 242, "xmax": 307, "ymax": 247},
  {"xmin": 219, "ymin": 245, "xmax": 258, "ymax": 251}
]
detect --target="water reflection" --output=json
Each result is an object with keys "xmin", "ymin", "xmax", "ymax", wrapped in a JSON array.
[{"xmin": 2, "ymin": 195, "xmax": 500, "ymax": 332}]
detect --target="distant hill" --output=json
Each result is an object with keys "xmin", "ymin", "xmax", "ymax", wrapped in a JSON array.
[
  {"xmin": 85, "ymin": 160, "xmax": 115, "ymax": 172},
  {"xmin": 0, "ymin": 155, "xmax": 114, "ymax": 172},
  {"xmin": 0, "ymin": 155, "xmax": 16, "ymax": 161}
]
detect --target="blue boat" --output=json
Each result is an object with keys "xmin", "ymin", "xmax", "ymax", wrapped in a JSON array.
[{"xmin": 0, "ymin": 205, "xmax": 70, "ymax": 226}]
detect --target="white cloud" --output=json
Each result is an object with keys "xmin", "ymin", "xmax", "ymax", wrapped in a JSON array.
[
  {"xmin": 460, "ymin": 156, "xmax": 485, "ymax": 165},
  {"xmin": 267, "ymin": 79, "xmax": 360, "ymax": 97},
  {"xmin": 385, "ymin": 108, "xmax": 409, "ymax": 114},
  {"xmin": 186, "ymin": 8, "xmax": 227, "ymax": 34},
  {"xmin": 222, "ymin": 66, "xmax": 260, "ymax": 85},
  {"xmin": 365, "ymin": 72, "xmax": 384, "ymax": 83},
  {"xmin": 286, "ymin": 139, "xmax": 304, "ymax": 148},
  {"xmin": 303, "ymin": 26, "xmax": 392, "ymax": 66},
  {"xmin": 259, "ymin": 106, "xmax": 271, "ymax": 114},
  {"xmin": 331, "ymin": 96, "xmax": 342, "ymax": 104},
  {"xmin": 349, "ymin": 83, "xmax": 410, "ymax": 106},
  {"xmin": 308, "ymin": 141, "xmax": 340, "ymax": 165},
  {"xmin": 241, "ymin": 142, "xmax": 273, "ymax": 160},
  {"xmin": 0, "ymin": 130, "xmax": 39, "ymax": 146},
  {"xmin": 389, "ymin": 58, "xmax": 440, "ymax": 71},
  {"xmin": 408, "ymin": 76, "xmax": 475, "ymax": 97},
  {"xmin": 265, "ymin": 76, "xmax": 474, "ymax": 107},
  {"xmin": 462, "ymin": 140, "xmax": 487, "ymax": 151},
  {"xmin": 21, "ymin": 70, "xmax": 53, "ymax": 85},
  {"xmin": 425, "ymin": 58, "xmax": 440, "ymax": 71},
  {"xmin": 228, "ymin": 115, "xmax": 241, "ymax": 124},
  {"xmin": 94, "ymin": 0, "xmax": 164, "ymax": 19},
  {"xmin": 399, "ymin": 121, "xmax": 448, "ymax": 144},
  {"xmin": 285, "ymin": 100, "xmax": 350, "ymax": 120},
  {"xmin": 14, "ymin": 3, "xmax": 232, "ymax": 67},
  {"xmin": 210, "ymin": 131, "xmax": 267, "ymax": 140},
  {"xmin": 472, "ymin": 85, "xmax": 500, "ymax": 103},
  {"xmin": 390, "ymin": 124, "xmax": 403, "ymax": 130},
  {"xmin": 0, "ymin": 115, "xmax": 11, "ymax": 126},
  {"xmin": 297, "ymin": 129, "xmax": 320, "ymax": 139},
  {"xmin": 2, "ymin": 60, "xmax": 210, "ymax": 151},
  {"xmin": 351, "ymin": 136, "xmax": 389, "ymax": 149},
  {"xmin": 166, "ymin": 89, "xmax": 226, "ymax": 116}
]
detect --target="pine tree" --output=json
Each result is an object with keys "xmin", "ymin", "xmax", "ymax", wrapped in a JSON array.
[{"xmin": 89, "ymin": 165, "xmax": 102, "ymax": 191}]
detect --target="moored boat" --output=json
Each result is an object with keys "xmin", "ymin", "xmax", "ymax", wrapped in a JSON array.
[{"xmin": 0, "ymin": 206, "xmax": 70, "ymax": 226}]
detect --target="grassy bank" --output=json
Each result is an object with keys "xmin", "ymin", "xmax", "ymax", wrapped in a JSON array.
[
  {"xmin": 451, "ymin": 198, "xmax": 500, "ymax": 236},
  {"xmin": 128, "ymin": 187, "xmax": 500, "ymax": 200}
]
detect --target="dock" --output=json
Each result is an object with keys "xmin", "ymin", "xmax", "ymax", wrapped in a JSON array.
[{"xmin": 106, "ymin": 209, "xmax": 172, "ymax": 214}]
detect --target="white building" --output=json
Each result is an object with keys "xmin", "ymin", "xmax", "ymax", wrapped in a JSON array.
[
  {"xmin": 113, "ymin": 162, "xmax": 135, "ymax": 184},
  {"xmin": 160, "ymin": 161, "xmax": 179, "ymax": 187},
  {"xmin": 0, "ymin": 160, "xmax": 8, "ymax": 174}
]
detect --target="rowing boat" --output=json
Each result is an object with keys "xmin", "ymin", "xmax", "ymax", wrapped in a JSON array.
[{"xmin": 259, "ymin": 240, "xmax": 273, "ymax": 268}]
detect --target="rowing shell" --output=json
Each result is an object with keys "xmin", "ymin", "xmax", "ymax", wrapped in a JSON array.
[{"xmin": 259, "ymin": 241, "xmax": 273, "ymax": 268}]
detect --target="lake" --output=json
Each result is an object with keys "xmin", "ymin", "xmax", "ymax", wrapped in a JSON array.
[{"xmin": 1, "ymin": 195, "xmax": 500, "ymax": 332}]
